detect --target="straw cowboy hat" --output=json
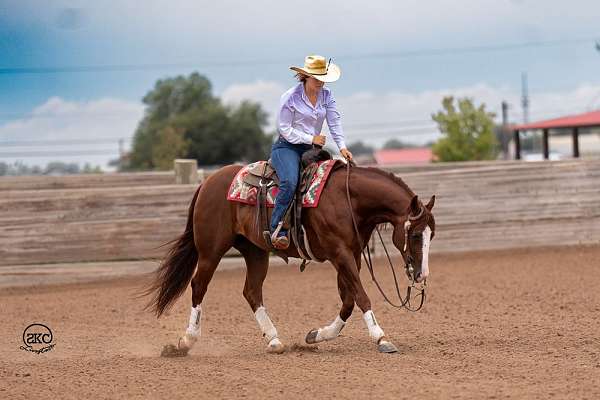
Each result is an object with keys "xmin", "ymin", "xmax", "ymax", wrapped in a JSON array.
[{"xmin": 290, "ymin": 55, "xmax": 341, "ymax": 83}]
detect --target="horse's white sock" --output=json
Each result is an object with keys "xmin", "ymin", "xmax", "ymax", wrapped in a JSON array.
[
  {"xmin": 363, "ymin": 310, "xmax": 385, "ymax": 342},
  {"xmin": 316, "ymin": 315, "xmax": 346, "ymax": 342},
  {"xmin": 179, "ymin": 304, "xmax": 202, "ymax": 350},
  {"xmin": 254, "ymin": 306, "xmax": 278, "ymax": 343},
  {"xmin": 186, "ymin": 304, "xmax": 202, "ymax": 337}
]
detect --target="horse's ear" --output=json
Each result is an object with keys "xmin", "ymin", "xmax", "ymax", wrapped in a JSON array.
[
  {"xmin": 426, "ymin": 195, "xmax": 436, "ymax": 211},
  {"xmin": 409, "ymin": 195, "xmax": 420, "ymax": 216}
]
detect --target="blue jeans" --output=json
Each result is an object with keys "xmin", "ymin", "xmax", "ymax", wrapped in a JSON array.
[{"xmin": 269, "ymin": 137, "xmax": 312, "ymax": 234}]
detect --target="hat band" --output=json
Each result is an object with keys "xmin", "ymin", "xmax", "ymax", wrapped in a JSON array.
[{"xmin": 303, "ymin": 66, "xmax": 328, "ymax": 75}]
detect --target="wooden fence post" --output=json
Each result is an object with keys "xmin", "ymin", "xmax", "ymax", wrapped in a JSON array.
[{"xmin": 174, "ymin": 159, "xmax": 199, "ymax": 184}]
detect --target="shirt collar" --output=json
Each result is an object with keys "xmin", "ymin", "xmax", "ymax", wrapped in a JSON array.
[{"xmin": 299, "ymin": 83, "xmax": 322, "ymax": 110}]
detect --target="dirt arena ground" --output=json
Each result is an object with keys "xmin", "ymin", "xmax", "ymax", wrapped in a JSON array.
[{"xmin": 1, "ymin": 245, "xmax": 599, "ymax": 399}]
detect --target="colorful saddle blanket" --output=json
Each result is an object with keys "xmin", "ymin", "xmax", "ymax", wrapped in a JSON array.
[{"xmin": 227, "ymin": 160, "xmax": 337, "ymax": 208}]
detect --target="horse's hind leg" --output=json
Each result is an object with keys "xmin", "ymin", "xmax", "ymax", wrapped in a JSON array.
[
  {"xmin": 236, "ymin": 238, "xmax": 284, "ymax": 354},
  {"xmin": 305, "ymin": 272, "xmax": 354, "ymax": 344},
  {"xmin": 173, "ymin": 256, "xmax": 219, "ymax": 354},
  {"xmin": 173, "ymin": 236, "xmax": 233, "ymax": 355}
]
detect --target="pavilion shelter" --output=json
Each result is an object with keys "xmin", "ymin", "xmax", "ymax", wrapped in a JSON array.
[{"xmin": 511, "ymin": 110, "xmax": 600, "ymax": 160}]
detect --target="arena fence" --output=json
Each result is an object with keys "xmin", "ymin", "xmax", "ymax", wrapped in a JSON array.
[
  {"xmin": 377, "ymin": 159, "xmax": 600, "ymax": 254},
  {"xmin": 0, "ymin": 159, "xmax": 598, "ymax": 266}
]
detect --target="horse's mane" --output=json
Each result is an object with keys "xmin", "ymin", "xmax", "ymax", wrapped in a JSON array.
[{"xmin": 359, "ymin": 167, "xmax": 415, "ymax": 196}]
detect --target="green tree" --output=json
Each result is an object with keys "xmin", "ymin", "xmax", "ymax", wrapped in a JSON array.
[
  {"xmin": 431, "ymin": 97, "xmax": 499, "ymax": 162},
  {"xmin": 82, "ymin": 163, "xmax": 103, "ymax": 174},
  {"xmin": 152, "ymin": 126, "xmax": 189, "ymax": 170},
  {"xmin": 128, "ymin": 72, "xmax": 271, "ymax": 170},
  {"xmin": 382, "ymin": 138, "xmax": 415, "ymax": 149},
  {"xmin": 347, "ymin": 141, "xmax": 374, "ymax": 156},
  {"xmin": 227, "ymin": 101, "xmax": 271, "ymax": 163},
  {"xmin": 45, "ymin": 161, "xmax": 80, "ymax": 175}
]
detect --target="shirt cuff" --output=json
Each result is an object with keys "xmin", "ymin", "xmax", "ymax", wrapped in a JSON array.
[{"xmin": 300, "ymin": 131, "xmax": 314, "ymax": 145}]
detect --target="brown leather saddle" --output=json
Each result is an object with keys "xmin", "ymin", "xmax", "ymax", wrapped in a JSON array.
[
  {"xmin": 243, "ymin": 162, "xmax": 279, "ymax": 188},
  {"xmin": 242, "ymin": 147, "xmax": 332, "ymax": 269}
]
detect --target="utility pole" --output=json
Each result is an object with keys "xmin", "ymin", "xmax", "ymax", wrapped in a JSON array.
[
  {"xmin": 501, "ymin": 101, "xmax": 509, "ymax": 160},
  {"xmin": 521, "ymin": 72, "xmax": 529, "ymax": 124}
]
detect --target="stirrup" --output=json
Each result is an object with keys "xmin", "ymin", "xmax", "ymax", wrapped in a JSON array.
[{"xmin": 270, "ymin": 231, "xmax": 289, "ymax": 250}]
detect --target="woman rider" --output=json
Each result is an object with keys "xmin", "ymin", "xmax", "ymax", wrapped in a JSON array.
[{"xmin": 270, "ymin": 55, "xmax": 353, "ymax": 250}]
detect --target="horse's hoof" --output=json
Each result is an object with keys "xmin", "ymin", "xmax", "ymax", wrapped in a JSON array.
[
  {"xmin": 161, "ymin": 343, "xmax": 189, "ymax": 357},
  {"xmin": 266, "ymin": 338, "xmax": 285, "ymax": 354},
  {"xmin": 377, "ymin": 340, "xmax": 398, "ymax": 354},
  {"xmin": 305, "ymin": 329, "xmax": 319, "ymax": 344}
]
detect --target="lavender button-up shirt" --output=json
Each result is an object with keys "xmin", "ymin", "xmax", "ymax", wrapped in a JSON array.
[{"xmin": 277, "ymin": 83, "xmax": 346, "ymax": 150}]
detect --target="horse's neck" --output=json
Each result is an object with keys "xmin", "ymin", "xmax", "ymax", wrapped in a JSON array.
[{"xmin": 352, "ymin": 168, "xmax": 413, "ymax": 225}]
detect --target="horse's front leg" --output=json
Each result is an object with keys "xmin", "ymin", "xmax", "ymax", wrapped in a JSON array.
[
  {"xmin": 337, "ymin": 252, "xmax": 398, "ymax": 353},
  {"xmin": 238, "ymin": 241, "xmax": 285, "ymax": 354},
  {"xmin": 305, "ymin": 272, "xmax": 354, "ymax": 344}
]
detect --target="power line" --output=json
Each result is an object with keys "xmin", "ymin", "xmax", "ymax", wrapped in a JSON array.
[
  {"xmin": 0, "ymin": 149, "xmax": 118, "ymax": 158},
  {"xmin": 0, "ymin": 138, "xmax": 127, "ymax": 147},
  {"xmin": 0, "ymin": 130, "xmax": 440, "ymax": 157},
  {"xmin": 0, "ymin": 37, "xmax": 596, "ymax": 75},
  {"xmin": 507, "ymin": 105, "xmax": 597, "ymax": 121},
  {"xmin": 344, "ymin": 125, "xmax": 437, "ymax": 134},
  {"xmin": 343, "ymin": 118, "xmax": 434, "ymax": 128},
  {"xmin": 344, "ymin": 129, "xmax": 439, "ymax": 140},
  {"xmin": 0, "ymin": 112, "xmax": 139, "ymax": 121},
  {"xmin": 0, "ymin": 106, "xmax": 590, "ymax": 150},
  {"xmin": 342, "ymin": 37, "xmax": 597, "ymax": 60}
]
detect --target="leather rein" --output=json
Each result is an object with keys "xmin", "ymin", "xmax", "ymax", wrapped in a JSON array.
[{"xmin": 344, "ymin": 161, "xmax": 426, "ymax": 312}]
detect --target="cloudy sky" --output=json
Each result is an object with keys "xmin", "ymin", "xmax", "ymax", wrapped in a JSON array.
[{"xmin": 1, "ymin": 0, "xmax": 600, "ymax": 168}]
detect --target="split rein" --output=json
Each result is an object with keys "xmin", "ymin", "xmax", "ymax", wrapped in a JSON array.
[{"xmin": 344, "ymin": 161, "xmax": 426, "ymax": 312}]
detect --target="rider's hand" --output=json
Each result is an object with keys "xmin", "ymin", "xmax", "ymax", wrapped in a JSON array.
[
  {"xmin": 340, "ymin": 148, "xmax": 353, "ymax": 161},
  {"xmin": 312, "ymin": 135, "xmax": 326, "ymax": 147}
]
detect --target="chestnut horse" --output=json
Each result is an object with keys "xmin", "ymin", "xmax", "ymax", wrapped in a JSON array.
[{"xmin": 146, "ymin": 162, "xmax": 436, "ymax": 355}]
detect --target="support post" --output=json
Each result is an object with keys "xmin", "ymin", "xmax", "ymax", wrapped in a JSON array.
[
  {"xmin": 572, "ymin": 127, "xmax": 580, "ymax": 158},
  {"xmin": 513, "ymin": 130, "xmax": 521, "ymax": 160},
  {"xmin": 542, "ymin": 129, "xmax": 549, "ymax": 160}
]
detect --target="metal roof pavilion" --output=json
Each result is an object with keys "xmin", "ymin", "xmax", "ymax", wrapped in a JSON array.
[{"xmin": 511, "ymin": 110, "xmax": 600, "ymax": 159}]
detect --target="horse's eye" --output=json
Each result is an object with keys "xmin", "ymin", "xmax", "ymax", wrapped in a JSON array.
[{"xmin": 411, "ymin": 234, "xmax": 421, "ymax": 240}]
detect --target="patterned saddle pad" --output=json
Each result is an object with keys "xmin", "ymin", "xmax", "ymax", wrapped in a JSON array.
[{"xmin": 226, "ymin": 160, "xmax": 337, "ymax": 208}]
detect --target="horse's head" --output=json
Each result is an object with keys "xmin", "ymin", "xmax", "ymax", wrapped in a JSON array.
[{"xmin": 392, "ymin": 194, "xmax": 436, "ymax": 283}]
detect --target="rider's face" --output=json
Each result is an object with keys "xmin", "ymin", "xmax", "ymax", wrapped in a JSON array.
[{"xmin": 305, "ymin": 76, "xmax": 324, "ymax": 90}]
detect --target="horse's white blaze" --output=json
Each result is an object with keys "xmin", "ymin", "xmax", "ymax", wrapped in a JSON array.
[
  {"xmin": 421, "ymin": 226, "xmax": 432, "ymax": 278},
  {"xmin": 315, "ymin": 315, "xmax": 346, "ymax": 342},
  {"xmin": 254, "ymin": 306, "xmax": 278, "ymax": 343},
  {"xmin": 363, "ymin": 310, "xmax": 385, "ymax": 342}
]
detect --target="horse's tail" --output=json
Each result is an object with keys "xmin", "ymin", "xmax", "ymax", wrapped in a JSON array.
[{"xmin": 145, "ymin": 184, "xmax": 201, "ymax": 317}]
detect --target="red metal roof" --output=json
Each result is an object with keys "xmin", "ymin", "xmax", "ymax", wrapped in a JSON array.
[
  {"xmin": 374, "ymin": 148, "xmax": 433, "ymax": 165},
  {"xmin": 513, "ymin": 110, "xmax": 600, "ymax": 130}
]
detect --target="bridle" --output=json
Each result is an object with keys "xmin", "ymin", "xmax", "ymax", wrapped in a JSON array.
[
  {"xmin": 402, "ymin": 207, "xmax": 426, "ymax": 280},
  {"xmin": 344, "ymin": 161, "xmax": 427, "ymax": 312}
]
